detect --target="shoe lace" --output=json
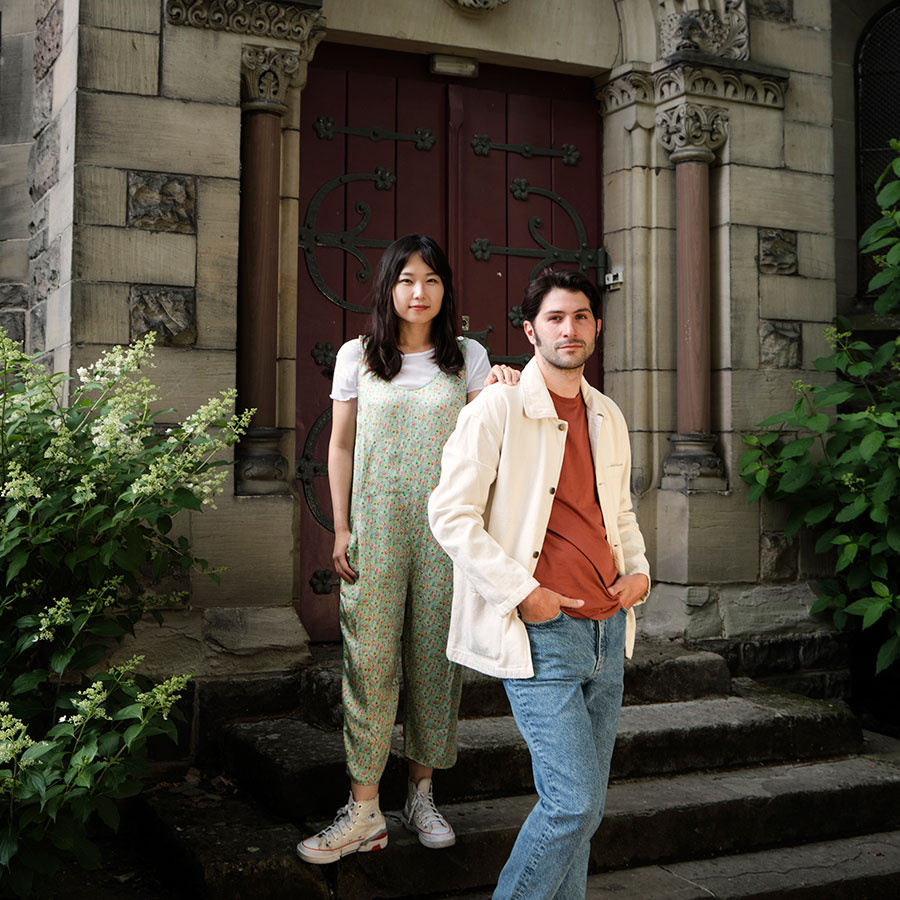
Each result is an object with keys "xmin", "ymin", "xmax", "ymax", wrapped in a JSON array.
[
  {"xmin": 411, "ymin": 789, "xmax": 445, "ymax": 828},
  {"xmin": 318, "ymin": 802, "xmax": 357, "ymax": 844}
]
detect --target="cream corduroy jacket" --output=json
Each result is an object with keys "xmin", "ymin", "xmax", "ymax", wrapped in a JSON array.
[{"xmin": 428, "ymin": 358, "xmax": 651, "ymax": 679}]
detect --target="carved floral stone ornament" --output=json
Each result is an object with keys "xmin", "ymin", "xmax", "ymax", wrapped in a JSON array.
[
  {"xmin": 443, "ymin": 0, "xmax": 509, "ymax": 12},
  {"xmin": 241, "ymin": 45, "xmax": 302, "ymax": 111},
  {"xmin": 167, "ymin": 0, "xmax": 326, "ymax": 50},
  {"xmin": 656, "ymin": 101, "xmax": 729, "ymax": 161},
  {"xmin": 658, "ymin": 0, "xmax": 749, "ymax": 60}
]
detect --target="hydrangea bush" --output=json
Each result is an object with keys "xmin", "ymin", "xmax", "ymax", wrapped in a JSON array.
[{"xmin": 0, "ymin": 331, "xmax": 253, "ymax": 897}]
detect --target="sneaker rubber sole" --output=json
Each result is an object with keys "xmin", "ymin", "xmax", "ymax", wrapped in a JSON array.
[
  {"xmin": 400, "ymin": 809, "xmax": 457, "ymax": 849},
  {"xmin": 296, "ymin": 828, "xmax": 388, "ymax": 865}
]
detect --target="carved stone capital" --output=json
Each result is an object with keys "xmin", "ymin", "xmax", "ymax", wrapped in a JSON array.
[
  {"xmin": 657, "ymin": 102, "xmax": 729, "ymax": 161},
  {"xmin": 167, "ymin": 0, "xmax": 326, "ymax": 56},
  {"xmin": 661, "ymin": 433, "xmax": 727, "ymax": 492},
  {"xmin": 443, "ymin": 0, "xmax": 509, "ymax": 12},
  {"xmin": 658, "ymin": 0, "xmax": 749, "ymax": 61},
  {"xmin": 595, "ymin": 70, "xmax": 655, "ymax": 114},
  {"xmin": 241, "ymin": 45, "xmax": 303, "ymax": 112}
]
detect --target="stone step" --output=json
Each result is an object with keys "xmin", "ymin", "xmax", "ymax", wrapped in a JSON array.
[
  {"xmin": 142, "ymin": 741, "xmax": 900, "ymax": 900},
  {"xmin": 223, "ymin": 683, "xmax": 861, "ymax": 820},
  {"xmin": 447, "ymin": 829, "xmax": 900, "ymax": 900},
  {"xmin": 297, "ymin": 640, "xmax": 732, "ymax": 729}
]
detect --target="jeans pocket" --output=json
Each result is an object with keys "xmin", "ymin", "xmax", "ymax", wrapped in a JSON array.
[{"xmin": 523, "ymin": 610, "xmax": 566, "ymax": 628}]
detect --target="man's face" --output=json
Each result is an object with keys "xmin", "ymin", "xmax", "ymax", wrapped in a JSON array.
[{"xmin": 523, "ymin": 288, "xmax": 601, "ymax": 370}]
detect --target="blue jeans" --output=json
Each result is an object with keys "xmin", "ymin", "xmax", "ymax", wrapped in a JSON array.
[{"xmin": 494, "ymin": 609, "xmax": 626, "ymax": 900}]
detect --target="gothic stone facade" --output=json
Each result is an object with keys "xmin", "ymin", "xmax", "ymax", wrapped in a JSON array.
[{"xmin": 0, "ymin": 0, "xmax": 886, "ymax": 684}]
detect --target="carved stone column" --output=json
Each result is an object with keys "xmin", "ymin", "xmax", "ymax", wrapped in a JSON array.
[
  {"xmin": 235, "ymin": 24, "xmax": 324, "ymax": 494},
  {"xmin": 657, "ymin": 101, "xmax": 729, "ymax": 492}
]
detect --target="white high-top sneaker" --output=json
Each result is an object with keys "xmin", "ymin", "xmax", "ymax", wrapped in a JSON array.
[
  {"xmin": 296, "ymin": 793, "xmax": 388, "ymax": 864},
  {"xmin": 400, "ymin": 777, "xmax": 456, "ymax": 849}
]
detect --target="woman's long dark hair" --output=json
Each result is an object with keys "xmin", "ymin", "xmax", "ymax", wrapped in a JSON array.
[{"xmin": 363, "ymin": 234, "xmax": 464, "ymax": 381}]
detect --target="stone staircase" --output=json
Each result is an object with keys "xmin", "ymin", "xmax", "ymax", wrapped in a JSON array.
[{"xmin": 139, "ymin": 642, "xmax": 900, "ymax": 899}]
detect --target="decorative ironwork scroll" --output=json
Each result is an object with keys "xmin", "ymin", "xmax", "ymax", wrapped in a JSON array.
[
  {"xmin": 295, "ymin": 406, "xmax": 332, "ymax": 530},
  {"xmin": 462, "ymin": 325, "xmax": 531, "ymax": 368},
  {"xmin": 470, "ymin": 178, "xmax": 607, "ymax": 280},
  {"xmin": 314, "ymin": 116, "xmax": 436, "ymax": 151},
  {"xmin": 310, "ymin": 568, "xmax": 340, "ymax": 595},
  {"xmin": 471, "ymin": 134, "xmax": 580, "ymax": 166},
  {"xmin": 298, "ymin": 168, "xmax": 397, "ymax": 313}
]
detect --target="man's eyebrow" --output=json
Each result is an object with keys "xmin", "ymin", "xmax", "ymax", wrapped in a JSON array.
[{"xmin": 541, "ymin": 307, "xmax": 592, "ymax": 315}]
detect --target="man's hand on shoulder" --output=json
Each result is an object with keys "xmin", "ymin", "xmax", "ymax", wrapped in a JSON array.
[
  {"xmin": 518, "ymin": 585, "xmax": 583, "ymax": 623},
  {"xmin": 608, "ymin": 573, "xmax": 650, "ymax": 610}
]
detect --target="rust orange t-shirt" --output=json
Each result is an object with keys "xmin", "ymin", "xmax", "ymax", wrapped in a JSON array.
[{"xmin": 533, "ymin": 390, "xmax": 621, "ymax": 621}]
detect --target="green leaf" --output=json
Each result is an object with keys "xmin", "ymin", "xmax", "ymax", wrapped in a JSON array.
[
  {"xmin": 810, "ymin": 595, "xmax": 832, "ymax": 615},
  {"xmin": 50, "ymin": 647, "xmax": 76, "ymax": 676},
  {"xmin": 872, "ymin": 581, "xmax": 891, "ymax": 598},
  {"xmin": 860, "ymin": 430, "xmax": 886, "ymax": 462},
  {"xmin": 10, "ymin": 670, "xmax": 48, "ymax": 696},
  {"xmin": 779, "ymin": 437, "xmax": 814, "ymax": 460},
  {"xmin": 860, "ymin": 215, "xmax": 896, "ymax": 246},
  {"xmin": 815, "ymin": 527, "xmax": 841, "ymax": 554},
  {"xmin": 94, "ymin": 796, "xmax": 120, "ymax": 832},
  {"xmin": 835, "ymin": 494, "xmax": 868, "ymax": 523},
  {"xmin": 114, "ymin": 704, "xmax": 144, "ymax": 721},
  {"xmin": 887, "ymin": 526, "xmax": 900, "ymax": 553},
  {"xmin": 876, "ymin": 634, "xmax": 900, "ymax": 674},
  {"xmin": 872, "ymin": 556, "xmax": 889, "ymax": 580},
  {"xmin": 804, "ymin": 502, "xmax": 834, "ymax": 526},
  {"xmin": 123, "ymin": 722, "xmax": 144, "ymax": 749},
  {"xmin": 805, "ymin": 413, "xmax": 830, "ymax": 433},
  {"xmin": 69, "ymin": 644, "xmax": 109, "ymax": 671},
  {"xmin": 812, "ymin": 382, "xmax": 856, "ymax": 407},
  {"xmin": 848, "ymin": 361, "xmax": 873, "ymax": 378},
  {"xmin": 868, "ymin": 266, "xmax": 900, "ymax": 293},
  {"xmin": 877, "ymin": 179, "xmax": 900, "ymax": 209},
  {"xmin": 755, "ymin": 411, "xmax": 794, "ymax": 428},
  {"xmin": 747, "ymin": 482, "xmax": 766, "ymax": 504},
  {"xmin": 835, "ymin": 542, "xmax": 859, "ymax": 572},
  {"xmin": 778, "ymin": 465, "xmax": 814, "ymax": 493},
  {"xmin": 173, "ymin": 487, "xmax": 203, "ymax": 512},
  {"xmin": 871, "ymin": 504, "xmax": 890, "ymax": 524},
  {"xmin": 6, "ymin": 547, "xmax": 30, "ymax": 585},
  {"xmin": 0, "ymin": 828, "xmax": 18, "ymax": 866}
]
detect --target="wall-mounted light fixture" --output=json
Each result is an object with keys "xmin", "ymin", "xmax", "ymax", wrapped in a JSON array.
[{"xmin": 429, "ymin": 54, "xmax": 479, "ymax": 78}]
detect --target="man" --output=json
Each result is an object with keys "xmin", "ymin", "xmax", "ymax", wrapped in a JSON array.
[{"xmin": 428, "ymin": 269, "xmax": 650, "ymax": 900}]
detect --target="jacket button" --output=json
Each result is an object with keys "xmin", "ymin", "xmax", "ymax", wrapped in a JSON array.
[
  {"xmin": 558, "ymin": 423, "xmax": 566, "ymax": 431},
  {"xmin": 549, "ymin": 487, "xmax": 556, "ymax": 494},
  {"xmin": 532, "ymin": 551, "xmax": 539, "ymax": 558}
]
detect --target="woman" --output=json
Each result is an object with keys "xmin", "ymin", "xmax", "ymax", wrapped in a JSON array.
[{"xmin": 297, "ymin": 234, "xmax": 517, "ymax": 864}]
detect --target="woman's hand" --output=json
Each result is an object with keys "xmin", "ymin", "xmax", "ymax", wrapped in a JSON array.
[
  {"xmin": 333, "ymin": 528, "xmax": 358, "ymax": 584},
  {"xmin": 484, "ymin": 364, "xmax": 520, "ymax": 387}
]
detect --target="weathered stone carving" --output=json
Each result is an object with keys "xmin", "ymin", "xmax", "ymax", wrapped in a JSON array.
[
  {"xmin": 747, "ymin": 0, "xmax": 792, "ymax": 22},
  {"xmin": 656, "ymin": 102, "xmax": 729, "ymax": 159},
  {"xmin": 759, "ymin": 228, "xmax": 797, "ymax": 274},
  {"xmin": 34, "ymin": 1, "xmax": 63, "ymax": 81},
  {"xmin": 167, "ymin": 0, "xmax": 326, "ymax": 53},
  {"xmin": 240, "ymin": 45, "xmax": 302, "ymax": 111},
  {"xmin": 658, "ymin": 0, "xmax": 749, "ymax": 60},
  {"xmin": 0, "ymin": 311, "xmax": 25, "ymax": 345},
  {"xmin": 130, "ymin": 286, "xmax": 197, "ymax": 346},
  {"xmin": 127, "ymin": 172, "xmax": 197, "ymax": 234},
  {"xmin": 444, "ymin": 0, "xmax": 509, "ymax": 11},
  {"xmin": 661, "ymin": 433, "xmax": 727, "ymax": 492},
  {"xmin": 759, "ymin": 320, "xmax": 801, "ymax": 369},
  {"xmin": 236, "ymin": 427, "xmax": 290, "ymax": 495},
  {"xmin": 597, "ymin": 62, "xmax": 786, "ymax": 115}
]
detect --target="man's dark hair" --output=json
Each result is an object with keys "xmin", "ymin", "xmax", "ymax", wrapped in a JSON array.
[{"xmin": 521, "ymin": 269, "xmax": 602, "ymax": 323}]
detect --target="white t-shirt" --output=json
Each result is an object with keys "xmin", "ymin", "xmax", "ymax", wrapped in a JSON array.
[{"xmin": 330, "ymin": 337, "xmax": 491, "ymax": 401}]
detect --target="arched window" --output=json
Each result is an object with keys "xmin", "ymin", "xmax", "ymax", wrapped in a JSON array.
[{"xmin": 856, "ymin": 2, "xmax": 900, "ymax": 299}]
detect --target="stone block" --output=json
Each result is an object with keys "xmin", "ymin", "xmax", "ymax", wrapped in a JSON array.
[
  {"xmin": 785, "ymin": 121, "xmax": 833, "ymax": 175},
  {"xmin": 79, "ymin": 0, "xmax": 161, "ymax": 32},
  {"xmin": 656, "ymin": 490, "xmax": 760, "ymax": 584},
  {"xmin": 195, "ymin": 177, "xmax": 238, "ymax": 286},
  {"xmin": 77, "ymin": 93, "xmax": 241, "ymax": 178},
  {"xmin": 30, "ymin": 235, "xmax": 60, "ymax": 297},
  {"xmin": 196, "ymin": 284, "xmax": 237, "ymax": 349},
  {"xmin": 747, "ymin": 0, "xmax": 793, "ymax": 22},
  {"xmin": 160, "ymin": 22, "xmax": 242, "ymax": 105},
  {"xmin": 28, "ymin": 118, "xmax": 58, "ymax": 200},
  {"xmin": 189, "ymin": 494, "xmax": 295, "ymax": 610},
  {"xmin": 796, "ymin": 231, "xmax": 836, "ymax": 280},
  {"xmin": 276, "ymin": 357, "xmax": 296, "ymax": 434},
  {"xmin": 277, "ymin": 197, "xmax": 299, "ymax": 360},
  {"xmin": 128, "ymin": 171, "xmax": 197, "ymax": 233},
  {"xmin": 727, "ymin": 166, "xmax": 833, "ymax": 234},
  {"xmin": 719, "ymin": 582, "xmax": 821, "ymax": 638},
  {"xmin": 0, "ymin": 151, "xmax": 31, "ymax": 241},
  {"xmin": 201, "ymin": 606, "xmax": 309, "ymax": 675},
  {"xmin": 34, "ymin": 0, "xmax": 62, "ymax": 80},
  {"xmin": 759, "ymin": 274, "xmax": 834, "ymax": 322},
  {"xmin": 759, "ymin": 320, "xmax": 801, "ymax": 368},
  {"xmin": 0, "ymin": 310, "xmax": 25, "ymax": 343},
  {"xmin": 32, "ymin": 75, "xmax": 53, "ymax": 138},
  {"xmin": 73, "ymin": 225, "xmax": 196, "ymax": 284},
  {"xmin": 635, "ymin": 583, "xmax": 723, "ymax": 642},
  {"xmin": 27, "ymin": 300, "xmax": 45, "ymax": 353},
  {"xmin": 44, "ymin": 279, "xmax": 70, "ymax": 349},
  {"xmin": 801, "ymin": 322, "xmax": 833, "ymax": 370},
  {"xmin": 760, "ymin": 531, "xmax": 799, "ymax": 581},
  {"xmin": 74, "ymin": 165, "xmax": 127, "ymax": 226},
  {"xmin": 604, "ymin": 166, "xmax": 675, "ymax": 233},
  {"xmin": 759, "ymin": 228, "xmax": 797, "ymax": 275},
  {"xmin": 0, "ymin": 3, "xmax": 37, "ymax": 34},
  {"xmin": 0, "ymin": 283, "xmax": 30, "ymax": 309},
  {"xmin": 729, "ymin": 368, "xmax": 830, "ymax": 432},
  {"xmin": 106, "ymin": 607, "xmax": 206, "ymax": 679},
  {"xmin": 130, "ymin": 284, "xmax": 197, "ymax": 345},
  {"xmin": 0, "ymin": 240, "xmax": 29, "ymax": 281},
  {"xmin": 70, "ymin": 281, "xmax": 130, "ymax": 344},
  {"xmin": 719, "ymin": 103, "xmax": 783, "ymax": 170},
  {"xmin": 78, "ymin": 26, "xmax": 159, "ymax": 95},
  {"xmin": 722, "ymin": 225, "xmax": 760, "ymax": 371},
  {"xmin": 0, "ymin": 33, "xmax": 35, "ymax": 145},
  {"xmin": 50, "ymin": 23, "xmax": 76, "ymax": 118},
  {"xmin": 605, "ymin": 369, "xmax": 676, "ymax": 435},
  {"xmin": 791, "ymin": 0, "xmax": 829, "ymax": 28},
  {"xmin": 748, "ymin": 18, "xmax": 831, "ymax": 76}
]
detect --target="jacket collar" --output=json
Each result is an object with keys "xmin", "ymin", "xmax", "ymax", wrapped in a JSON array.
[{"xmin": 520, "ymin": 357, "xmax": 604, "ymax": 419}]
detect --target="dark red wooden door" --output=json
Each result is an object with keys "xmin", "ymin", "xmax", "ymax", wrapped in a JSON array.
[{"xmin": 296, "ymin": 46, "xmax": 604, "ymax": 640}]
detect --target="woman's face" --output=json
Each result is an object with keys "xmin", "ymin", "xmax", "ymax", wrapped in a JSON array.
[{"xmin": 392, "ymin": 252, "xmax": 444, "ymax": 327}]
